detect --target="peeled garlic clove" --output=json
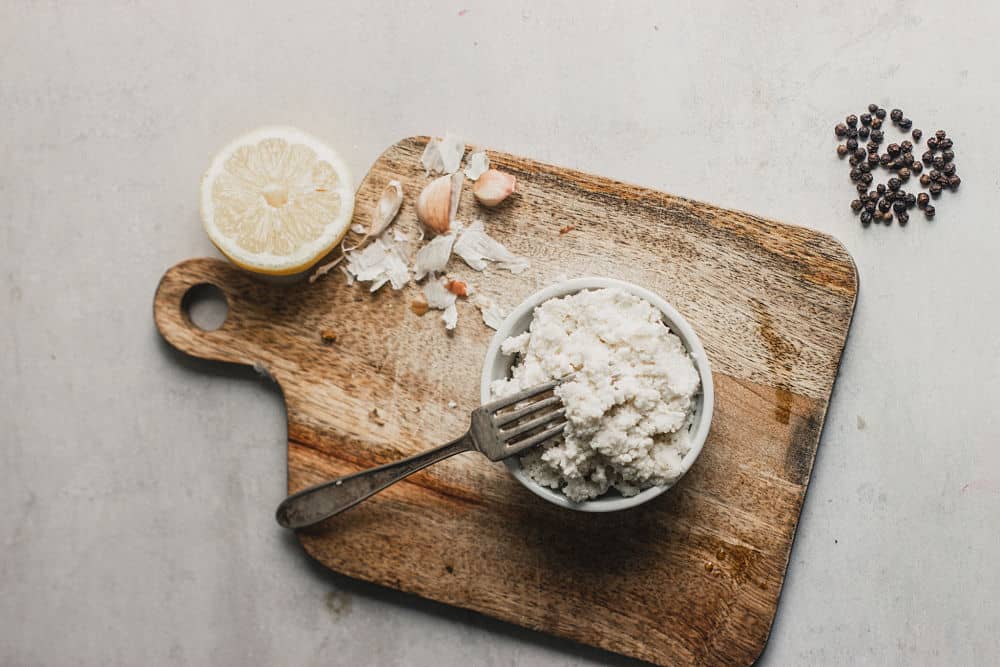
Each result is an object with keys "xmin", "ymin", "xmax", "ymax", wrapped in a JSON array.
[
  {"xmin": 416, "ymin": 174, "xmax": 453, "ymax": 234},
  {"xmin": 473, "ymin": 169, "xmax": 516, "ymax": 207}
]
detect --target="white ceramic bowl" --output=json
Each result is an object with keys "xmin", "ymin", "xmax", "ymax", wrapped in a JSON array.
[{"xmin": 480, "ymin": 277, "xmax": 714, "ymax": 512}]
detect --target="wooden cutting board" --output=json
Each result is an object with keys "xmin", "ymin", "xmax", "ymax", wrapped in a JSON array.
[{"xmin": 154, "ymin": 137, "xmax": 857, "ymax": 666}]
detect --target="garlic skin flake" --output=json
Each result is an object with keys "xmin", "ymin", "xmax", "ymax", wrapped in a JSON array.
[
  {"xmin": 453, "ymin": 221, "xmax": 529, "ymax": 274},
  {"xmin": 310, "ymin": 179, "xmax": 405, "ymax": 283},
  {"xmin": 413, "ymin": 233, "xmax": 456, "ymax": 280},
  {"xmin": 464, "ymin": 149, "xmax": 490, "ymax": 181},
  {"xmin": 344, "ymin": 238, "xmax": 410, "ymax": 292},
  {"xmin": 420, "ymin": 133, "xmax": 465, "ymax": 176},
  {"xmin": 422, "ymin": 276, "xmax": 459, "ymax": 331},
  {"xmin": 438, "ymin": 133, "xmax": 466, "ymax": 174},
  {"xmin": 473, "ymin": 169, "xmax": 516, "ymax": 207},
  {"xmin": 474, "ymin": 294, "xmax": 506, "ymax": 330}
]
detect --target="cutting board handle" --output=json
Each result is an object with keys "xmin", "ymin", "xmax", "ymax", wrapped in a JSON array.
[{"xmin": 153, "ymin": 257, "xmax": 279, "ymax": 368}]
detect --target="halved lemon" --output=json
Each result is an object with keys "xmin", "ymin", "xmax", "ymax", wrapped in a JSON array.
[{"xmin": 200, "ymin": 126, "xmax": 355, "ymax": 276}]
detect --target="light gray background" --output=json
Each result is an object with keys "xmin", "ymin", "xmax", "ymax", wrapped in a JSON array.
[{"xmin": 3, "ymin": 1, "xmax": 998, "ymax": 665}]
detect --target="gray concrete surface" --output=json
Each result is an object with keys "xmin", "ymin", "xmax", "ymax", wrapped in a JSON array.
[{"xmin": 3, "ymin": 1, "xmax": 999, "ymax": 665}]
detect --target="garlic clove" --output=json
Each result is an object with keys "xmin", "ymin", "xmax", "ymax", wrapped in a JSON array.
[
  {"xmin": 370, "ymin": 180, "xmax": 403, "ymax": 237},
  {"xmin": 417, "ymin": 172, "xmax": 464, "ymax": 235},
  {"xmin": 416, "ymin": 174, "xmax": 453, "ymax": 234},
  {"xmin": 472, "ymin": 169, "xmax": 516, "ymax": 207}
]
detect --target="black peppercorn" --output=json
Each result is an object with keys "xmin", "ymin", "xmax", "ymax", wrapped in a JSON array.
[
  {"xmin": 922, "ymin": 150, "xmax": 934, "ymax": 164},
  {"xmin": 880, "ymin": 154, "xmax": 892, "ymax": 166},
  {"xmin": 935, "ymin": 130, "xmax": 947, "ymax": 140},
  {"xmin": 905, "ymin": 193, "xmax": 916, "ymax": 207},
  {"xmin": 897, "ymin": 210, "xmax": 909, "ymax": 225},
  {"xmin": 850, "ymin": 168, "xmax": 861, "ymax": 181},
  {"xmin": 892, "ymin": 199, "xmax": 906, "ymax": 213},
  {"xmin": 942, "ymin": 149, "xmax": 954, "ymax": 161},
  {"xmin": 857, "ymin": 182, "xmax": 869, "ymax": 195},
  {"xmin": 846, "ymin": 127, "xmax": 858, "ymax": 139},
  {"xmin": 911, "ymin": 161, "xmax": 923, "ymax": 174},
  {"xmin": 875, "ymin": 107, "xmax": 887, "ymax": 119},
  {"xmin": 878, "ymin": 198, "xmax": 891, "ymax": 212},
  {"xmin": 859, "ymin": 161, "xmax": 871, "ymax": 173},
  {"xmin": 943, "ymin": 162, "xmax": 956, "ymax": 176},
  {"xmin": 939, "ymin": 138, "xmax": 953, "ymax": 150},
  {"xmin": 861, "ymin": 172, "xmax": 873, "ymax": 185},
  {"xmin": 864, "ymin": 198, "xmax": 877, "ymax": 212},
  {"xmin": 876, "ymin": 183, "xmax": 887, "ymax": 195},
  {"xmin": 900, "ymin": 140, "xmax": 913, "ymax": 152},
  {"xmin": 835, "ymin": 123, "xmax": 847, "ymax": 137},
  {"xmin": 898, "ymin": 167, "xmax": 911, "ymax": 180},
  {"xmin": 926, "ymin": 137, "xmax": 939, "ymax": 150},
  {"xmin": 846, "ymin": 114, "xmax": 858, "ymax": 127},
  {"xmin": 847, "ymin": 138, "xmax": 859, "ymax": 151},
  {"xmin": 949, "ymin": 175, "xmax": 961, "ymax": 190},
  {"xmin": 860, "ymin": 113, "xmax": 872, "ymax": 126},
  {"xmin": 924, "ymin": 204, "xmax": 936, "ymax": 218},
  {"xmin": 929, "ymin": 169, "xmax": 942, "ymax": 181},
  {"xmin": 899, "ymin": 118, "xmax": 913, "ymax": 130},
  {"xmin": 920, "ymin": 174, "xmax": 932, "ymax": 187},
  {"xmin": 887, "ymin": 143, "xmax": 901, "ymax": 156},
  {"xmin": 849, "ymin": 156, "xmax": 859, "ymax": 167},
  {"xmin": 902, "ymin": 151, "xmax": 914, "ymax": 162},
  {"xmin": 860, "ymin": 210, "xmax": 872, "ymax": 225},
  {"xmin": 890, "ymin": 108, "xmax": 903, "ymax": 122},
  {"xmin": 870, "ymin": 129, "xmax": 884, "ymax": 143},
  {"xmin": 888, "ymin": 177, "xmax": 901, "ymax": 190},
  {"xmin": 858, "ymin": 126, "xmax": 870, "ymax": 140},
  {"xmin": 930, "ymin": 182, "xmax": 943, "ymax": 196},
  {"xmin": 867, "ymin": 141, "xmax": 880, "ymax": 153},
  {"xmin": 851, "ymin": 199, "xmax": 863, "ymax": 212},
  {"xmin": 932, "ymin": 155, "xmax": 945, "ymax": 169},
  {"xmin": 917, "ymin": 192, "xmax": 929, "ymax": 208},
  {"xmin": 868, "ymin": 103, "xmax": 879, "ymax": 113},
  {"xmin": 912, "ymin": 129, "xmax": 923, "ymax": 142},
  {"xmin": 836, "ymin": 144, "xmax": 849, "ymax": 158},
  {"xmin": 871, "ymin": 117, "xmax": 883, "ymax": 130},
  {"xmin": 855, "ymin": 148, "xmax": 867, "ymax": 160},
  {"xmin": 868, "ymin": 154, "xmax": 880, "ymax": 167}
]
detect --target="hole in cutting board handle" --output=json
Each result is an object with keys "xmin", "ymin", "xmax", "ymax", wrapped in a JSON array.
[{"xmin": 181, "ymin": 283, "xmax": 229, "ymax": 332}]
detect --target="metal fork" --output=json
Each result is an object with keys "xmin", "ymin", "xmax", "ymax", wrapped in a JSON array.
[{"xmin": 275, "ymin": 378, "xmax": 568, "ymax": 529}]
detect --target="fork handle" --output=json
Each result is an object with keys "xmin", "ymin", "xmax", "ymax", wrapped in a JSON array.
[{"xmin": 276, "ymin": 433, "xmax": 474, "ymax": 529}]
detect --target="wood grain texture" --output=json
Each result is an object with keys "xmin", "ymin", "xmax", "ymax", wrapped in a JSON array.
[{"xmin": 154, "ymin": 137, "xmax": 857, "ymax": 666}]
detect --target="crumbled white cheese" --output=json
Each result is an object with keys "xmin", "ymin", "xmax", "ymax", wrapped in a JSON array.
[
  {"xmin": 491, "ymin": 288, "xmax": 700, "ymax": 502},
  {"xmin": 447, "ymin": 400, "xmax": 458, "ymax": 409},
  {"xmin": 350, "ymin": 223, "xmax": 365, "ymax": 235},
  {"xmin": 453, "ymin": 221, "xmax": 528, "ymax": 274},
  {"xmin": 413, "ymin": 233, "xmax": 455, "ymax": 280},
  {"xmin": 464, "ymin": 149, "xmax": 490, "ymax": 180}
]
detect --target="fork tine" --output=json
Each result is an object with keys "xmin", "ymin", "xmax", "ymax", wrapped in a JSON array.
[
  {"xmin": 504, "ymin": 421, "xmax": 567, "ymax": 455},
  {"xmin": 493, "ymin": 395, "xmax": 561, "ymax": 427},
  {"xmin": 499, "ymin": 408, "xmax": 566, "ymax": 441},
  {"xmin": 483, "ymin": 379, "xmax": 561, "ymax": 412}
]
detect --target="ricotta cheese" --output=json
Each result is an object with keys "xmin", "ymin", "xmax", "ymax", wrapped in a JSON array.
[{"xmin": 491, "ymin": 288, "xmax": 700, "ymax": 502}]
